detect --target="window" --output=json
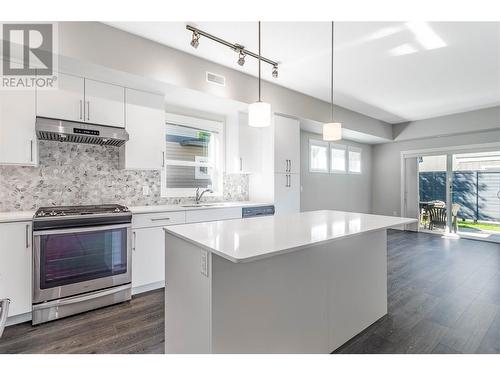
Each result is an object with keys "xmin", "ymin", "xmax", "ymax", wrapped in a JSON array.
[
  {"xmin": 309, "ymin": 139, "xmax": 329, "ymax": 172},
  {"xmin": 162, "ymin": 113, "xmax": 224, "ymax": 197},
  {"xmin": 309, "ymin": 137, "xmax": 363, "ymax": 175},
  {"xmin": 330, "ymin": 145, "xmax": 346, "ymax": 173},
  {"xmin": 348, "ymin": 147, "xmax": 362, "ymax": 173}
]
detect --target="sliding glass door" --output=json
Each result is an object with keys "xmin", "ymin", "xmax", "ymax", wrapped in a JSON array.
[{"xmin": 404, "ymin": 148, "xmax": 500, "ymax": 242}]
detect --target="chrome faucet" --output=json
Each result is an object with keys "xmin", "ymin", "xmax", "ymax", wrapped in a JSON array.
[{"xmin": 195, "ymin": 187, "xmax": 213, "ymax": 204}]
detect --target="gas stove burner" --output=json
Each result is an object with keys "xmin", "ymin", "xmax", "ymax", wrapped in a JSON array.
[{"xmin": 34, "ymin": 204, "xmax": 130, "ymax": 218}]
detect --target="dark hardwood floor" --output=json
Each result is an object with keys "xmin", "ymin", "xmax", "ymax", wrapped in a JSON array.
[{"xmin": 1, "ymin": 230, "xmax": 499, "ymax": 354}]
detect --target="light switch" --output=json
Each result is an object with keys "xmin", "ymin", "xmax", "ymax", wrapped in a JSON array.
[{"xmin": 142, "ymin": 185, "xmax": 150, "ymax": 196}]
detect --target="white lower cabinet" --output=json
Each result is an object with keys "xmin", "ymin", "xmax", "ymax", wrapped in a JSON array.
[
  {"xmin": 132, "ymin": 227, "xmax": 166, "ymax": 291},
  {"xmin": 274, "ymin": 173, "xmax": 300, "ymax": 215},
  {"xmin": 0, "ymin": 221, "xmax": 32, "ymax": 317}
]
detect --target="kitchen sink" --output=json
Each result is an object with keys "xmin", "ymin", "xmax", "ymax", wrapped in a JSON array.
[{"xmin": 180, "ymin": 203, "xmax": 226, "ymax": 208}]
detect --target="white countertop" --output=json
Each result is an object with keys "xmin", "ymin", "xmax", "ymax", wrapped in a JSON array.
[
  {"xmin": 0, "ymin": 201, "xmax": 273, "ymax": 223},
  {"xmin": 0, "ymin": 210, "xmax": 35, "ymax": 223},
  {"xmin": 164, "ymin": 210, "xmax": 417, "ymax": 263},
  {"xmin": 130, "ymin": 201, "xmax": 272, "ymax": 214}
]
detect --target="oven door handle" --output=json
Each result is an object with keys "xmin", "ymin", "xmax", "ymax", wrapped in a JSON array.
[
  {"xmin": 33, "ymin": 223, "xmax": 132, "ymax": 236},
  {"xmin": 32, "ymin": 284, "xmax": 131, "ymax": 310}
]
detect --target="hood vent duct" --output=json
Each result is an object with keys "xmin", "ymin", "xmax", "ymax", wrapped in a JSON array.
[{"xmin": 35, "ymin": 117, "xmax": 129, "ymax": 147}]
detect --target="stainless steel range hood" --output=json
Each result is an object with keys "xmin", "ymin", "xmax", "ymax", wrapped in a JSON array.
[{"xmin": 35, "ymin": 117, "xmax": 129, "ymax": 147}]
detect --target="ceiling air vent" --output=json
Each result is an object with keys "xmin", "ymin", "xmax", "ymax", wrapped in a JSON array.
[{"xmin": 206, "ymin": 72, "xmax": 225, "ymax": 87}]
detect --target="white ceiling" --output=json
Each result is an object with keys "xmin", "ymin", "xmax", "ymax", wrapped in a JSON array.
[{"xmin": 106, "ymin": 22, "xmax": 500, "ymax": 124}]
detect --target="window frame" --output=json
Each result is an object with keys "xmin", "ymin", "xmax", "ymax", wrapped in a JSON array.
[
  {"xmin": 161, "ymin": 113, "xmax": 225, "ymax": 198},
  {"xmin": 347, "ymin": 146, "xmax": 362, "ymax": 174},
  {"xmin": 309, "ymin": 138, "xmax": 330, "ymax": 173},
  {"xmin": 330, "ymin": 144, "xmax": 347, "ymax": 174}
]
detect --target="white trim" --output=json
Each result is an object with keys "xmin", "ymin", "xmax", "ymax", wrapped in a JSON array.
[
  {"xmin": 401, "ymin": 142, "xmax": 500, "ymax": 159},
  {"xmin": 165, "ymin": 112, "xmax": 223, "ymax": 133}
]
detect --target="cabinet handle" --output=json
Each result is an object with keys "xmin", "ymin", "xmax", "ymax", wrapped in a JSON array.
[
  {"xmin": 240, "ymin": 157, "xmax": 243, "ymax": 172},
  {"xmin": 30, "ymin": 140, "xmax": 33, "ymax": 162},
  {"xmin": 132, "ymin": 231, "xmax": 136, "ymax": 251},
  {"xmin": 289, "ymin": 160, "xmax": 292, "ymax": 172},
  {"xmin": 151, "ymin": 217, "xmax": 171, "ymax": 222},
  {"xmin": 285, "ymin": 174, "xmax": 289, "ymax": 188},
  {"xmin": 79, "ymin": 100, "xmax": 83, "ymax": 120},
  {"xmin": 162, "ymin": 152, "xmax": 165, "ymax": 168},
  {"xmin": 86, "ymin": 101, "xmax": 90, "ymax": 121},
  {"xmin": 25, "ymin": 224, "xmax": 30, "ymax": 248},
  {"xmin": 289, "ymin": 174, "xmax": 292, "ymax": 188}
]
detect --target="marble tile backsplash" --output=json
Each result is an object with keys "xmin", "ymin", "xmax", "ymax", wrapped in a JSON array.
[{"xmin": 0, "ymin": 141, "xmax": 249, "ymax": 212}]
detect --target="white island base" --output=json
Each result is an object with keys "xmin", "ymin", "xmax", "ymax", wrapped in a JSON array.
[{"xmin": 163, "ymin": 210, "xmax": 418, "ymax": 353}]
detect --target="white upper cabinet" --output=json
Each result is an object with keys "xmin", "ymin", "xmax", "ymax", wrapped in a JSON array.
[
  {"xmin": 0, "ymin": 83, "xmax": 37, "ymax": 166},
  {"xmin": 84, "ymin": 79, "xmax": 125, "ymax": 128},
  {"xmin": 238, "ymin": 112, "xmax": 262, "ymax": 174},
  {"xmin": 120, "ymin": 88, "xmax": 165, "ymax": 170},
  {"xmin": 0, "ymin": 221, "xmax": 32, "ymax": 317},
  {"xmin": 37, "ymin": 73, "xmax": 125, "ymax": 128},
  {"xmin": 274, "ymin": 114, "xmax": 300, "ymax": 174},
  {"xmin": 36, "ymin": 72, "xmax": 85, "ymax": 122},
  {"xmin": 226, "ymin": 112, "xmax": 262, "ymax": 174}
]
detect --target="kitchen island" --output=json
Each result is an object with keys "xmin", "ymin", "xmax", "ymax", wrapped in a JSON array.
[{"xmin": 164, "ymin": 210, "xmax": 416, "ymax": 353}]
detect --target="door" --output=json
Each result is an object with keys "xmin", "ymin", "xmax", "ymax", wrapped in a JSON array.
[
  {"xmin": 122, "ymin": 88, "xmax": 165, "ymax": 169},
  {"xmin": 274, "ymin": 173, "xmax": 300, "ymax": 215},
  {"xmin": 132, "ymin": 227, "xmax": 165, "ymax": 289},
  {"xmin": 84, "ymin": 79, "xmax": 125, "ymax": 128},
  {"xmin": 0, "ymin": 83, "xmax": 37, "ymax": 165},
  {"xmin": 36, "ymin": 72, "xmax": 85, "ymax": 122},
  {"xmin": 238, "ymin": 114, "xmax": 262, "ymax": 173},
  {"xmin": 0, "ymin": 222, "xmax": 32, "ymax": 317},
  {"xmin": 403, "ymin": 157, "xmax": 419, "ymax": 231},
  {"xmin": 33, "ymin": 224, "xmax": 130, "ymax": 303},
  {"xmin": 274, "ymin": 115, "xmax": 300, "ymax": 174}
]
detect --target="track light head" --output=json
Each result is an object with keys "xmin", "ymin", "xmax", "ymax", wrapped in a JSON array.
[
  {"xmin": 237, "ymin": 50, "xmax": 246, "ymax": 66},
  {"xmin": 190, "ymin": 31, "xmax": 200, "ymax": 48},
  {"xmin": 272, "ymin": 65, "xmax": 278, "ymax": 78}
]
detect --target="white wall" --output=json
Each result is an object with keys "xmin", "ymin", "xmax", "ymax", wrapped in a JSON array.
[
  {"xmin": 300, "ymin": 131, "xmax": 373, "ymax": 213},
  {"xmin": 372, "ymin": 129, "xmax": 500, "ymax": 217},
  {"xmin": 393, "ymin": 106, "xmax": 500, "ymax": 141},
  {"xmin": 55, "ymin": 22, "xmax": 393, "ymax": 142}
]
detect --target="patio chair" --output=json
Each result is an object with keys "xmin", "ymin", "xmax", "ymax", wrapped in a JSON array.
[
  {"xmin": 452, "ymin": 203, "xmax": 461, "ymax": 233},
  {"xmin": 429, "ymin": 206, "xmax": 447, "ymax": 230}
]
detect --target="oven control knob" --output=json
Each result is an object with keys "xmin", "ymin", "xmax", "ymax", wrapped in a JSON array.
[{"xmin": 50, "ymin": 211, "xmax": 58, "ymax": 216}]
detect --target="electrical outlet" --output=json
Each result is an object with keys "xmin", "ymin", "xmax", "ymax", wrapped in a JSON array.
[
  {"xmin": 237, "ymin": 185, "xmax": 242, "ymax": 194},
  {"xmin": 393, "ymin": 211, "xmax": 398, "ymax": 216},
  {"xmin": 200, "ymin": 250, "xmax": 209, "ymax": 277},
  {"xmin": 142, "ymin": 185, "xmax": 150, "ymax": 196}
]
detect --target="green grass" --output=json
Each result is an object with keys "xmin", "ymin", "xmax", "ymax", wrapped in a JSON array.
[{"xmin": 458, "ymin": 221, "xmax": 500, "ymax": 232}]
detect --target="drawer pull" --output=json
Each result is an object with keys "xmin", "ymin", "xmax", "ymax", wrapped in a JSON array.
[{"xmin": 151, "ymin": 217, "xmax": 171, "ymax": 221}]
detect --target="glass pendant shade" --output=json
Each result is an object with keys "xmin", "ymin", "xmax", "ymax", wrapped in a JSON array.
[
  {"xmin": 248, "ymin": 101, "xmax": 271, "ymax": 128},
  {"xmin": 323, "ymin": 122, "xmax": 342, "ymax": 141}
]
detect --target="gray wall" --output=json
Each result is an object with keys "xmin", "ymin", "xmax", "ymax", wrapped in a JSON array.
[
  {"xmin": 56, "ymin": 22, "xmax": 393, "ymax": 141},
  {"xmin": 372, "ymin": 129, "xmax": 500, "ymax": 217},
  {"xmin": 393, "ymin": 106, "xmax": 500, "ymax": 141},
  {"xmin": 300, "ymin": 131, "xmax": 373, "ymax": 213}
]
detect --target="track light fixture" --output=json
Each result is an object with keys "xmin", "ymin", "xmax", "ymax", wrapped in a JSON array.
[
  {"xmin": 190, "ymin": 31, "xmax": 200, "ymax": 48},
  {"xmin": 272, "ymin": 65, "xmax": 278, "ymax": 78},
  {"xmin": 237, "ymin": 49, "xmax": 246, "ymax": 66},
  {"xmin": 186, "ymin": 25, "xmax": 279, "ymax": 78}
]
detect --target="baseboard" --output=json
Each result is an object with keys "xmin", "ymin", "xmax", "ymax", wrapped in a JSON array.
[
  {"xmin": 132, "ymin": 280, "xmax": 165, "ymax": 296},
  {"xmin": 6, "ymin": 312, "xmax": 32, "ymax": 327}
]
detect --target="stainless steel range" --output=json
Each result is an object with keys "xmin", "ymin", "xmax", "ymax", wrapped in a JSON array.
[{"xmin": 32, "ymin": 204, "xmax": 132, "ymax": 325}]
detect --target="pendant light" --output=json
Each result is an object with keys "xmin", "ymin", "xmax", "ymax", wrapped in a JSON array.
[
  {"xmin": 323, "ymin": 21, "xmax": 342, "ymax": 141},
  {"xmin": 248, "ymin": 21, "xmax": 271, "ymax": 127}
]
